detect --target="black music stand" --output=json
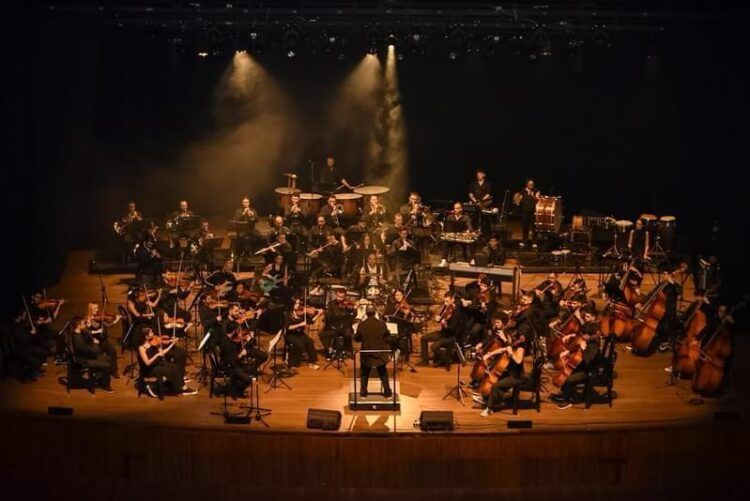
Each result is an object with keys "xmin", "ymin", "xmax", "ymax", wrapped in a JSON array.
[{"xmin": 442, "ymin": 339, "xmax": 469, "ymax": 405}]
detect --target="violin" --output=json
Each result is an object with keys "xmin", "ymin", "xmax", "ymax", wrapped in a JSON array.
[
  {"xmin": 435, "ymin": 303, "xmax": 456, "ymax": 325},
  {"xmin": 149, "ymin": 333, "xmax": 176, "ymax": 347},
  {"xmin": 37, "ymin": 298, "xmax": 65, "ymax": 309},
  {"xmin": 90, "ymin": 312, "xmax": 119, "ymax": 324}
]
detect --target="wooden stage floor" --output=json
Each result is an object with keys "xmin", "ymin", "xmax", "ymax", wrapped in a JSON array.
[{"xmin": 1, "ymin": 250, "xmax": 747, "ymax": 435}]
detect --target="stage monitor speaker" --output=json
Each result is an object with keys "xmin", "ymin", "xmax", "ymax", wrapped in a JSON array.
[
  {"xmin": 225, "ymin": 414, "xmax": 251, "ymax": 425},
  {"xmin": 48, "ymin": 406, "xmax": 74, "ymax": 416},
  {"xmin": 507, "ymin": 420, "xmax": 533, "ymax": 429},
  {"xmin": 307, "ymin": 408, "xmax": 341, "ymax": 431},
  {"xmin": 419, "ymin": 411, "xmax": 454, "ymax": 431}
]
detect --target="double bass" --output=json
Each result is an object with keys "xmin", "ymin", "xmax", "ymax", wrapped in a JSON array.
[
  {"xmin": 692, "ymin": 301, "xmax": 745, "ymax": 395},
  {"xmin": 600, "ymin": 261, "xmax": 641, "ymax": 341},
  {"xmin": 630, "ymin": 281, "xmax": 669, "ymax": 353},
  {"xmin": 547, "ymin": 308, "xmax": 582, "ymax": 360},
  {"xmin": 671, "ymin": 297, "xmax": 709, "ymax": 378}
]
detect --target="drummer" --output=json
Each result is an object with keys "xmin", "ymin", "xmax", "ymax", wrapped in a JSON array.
[
  {"xmin": 359, "ymin": 252, "xmax": 386, "ymax": 296},
  {"xmin": 315, "ymin": 155, "xmax": 355, "ymax": 194}
]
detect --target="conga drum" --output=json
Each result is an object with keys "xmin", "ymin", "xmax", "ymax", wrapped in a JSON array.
[
  {"xmin": 336, "ymin": 193, "xmax": 363, "ymax": 218},
  {"xmin": 275, "ymin": 187, "xmax": 299, "ymax": 212},
  {"xmin": 614, "ymin": 220, "xmax": 633, "ymax": 252},
  {"xmin": 639, "ymin": 213, "xmax": 657, "ymax": 231},
  {"xmin": 658, "ymin": 215, "xmax": 676, "ymax": 251}
]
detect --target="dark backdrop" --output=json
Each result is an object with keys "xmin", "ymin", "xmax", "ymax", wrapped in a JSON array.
[{"xmin": 2, "ymin": 11, "xmax": 747, "ymax": 314}]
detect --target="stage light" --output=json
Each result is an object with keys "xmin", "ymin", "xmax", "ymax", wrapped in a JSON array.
[
  {"xmin": 249, "ymin": 31, "xmax": 259, "ymax": 41},
  {"xmin": 287, "ymin": 49, "xmax": 296, "ymax": 58},
  {"xmin": 197, "ymin": 51, "xmax": 209, "ymax": 58},
  {"xmin": 448, "ymin": 51, "xmax": 458, "ymax": 60}
]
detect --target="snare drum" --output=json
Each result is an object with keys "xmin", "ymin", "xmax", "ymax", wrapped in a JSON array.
[
  {"xmin": 336, "ymin": 193, "xmax": 363, "ymax": 218},
  {"xmin": 365, "ymin": 285, "xmax": 382, "ymax": 301}
]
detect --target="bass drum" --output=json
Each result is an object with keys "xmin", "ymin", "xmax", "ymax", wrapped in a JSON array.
[
  {"xmin": 299, "ymin": 193, "xmax": 323, "ymax": 220},
  {"xmin": 535, "ymin": 196, "xmax": 563, "ymax": 233},
  {"xmin": 336, "ymin": 193, "xmax": 363, "ymax": 218}
]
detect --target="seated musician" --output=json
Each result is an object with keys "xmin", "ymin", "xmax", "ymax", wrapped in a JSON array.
[
  {"xmin": 604, "ymin": 260, "xmax": 643, "ymax": 303},
  {"xmin": 399, "ymin": 191, "xmax": 425, "ymax": 228},
  {"xmin": 126, "ymin": 288, "xmax": 159, "ymax": 346},
  {"xmin": 469, "ymin": 311, "xmax": 511, "ymax": 388},
  {"xmin": 464, "ymin": 276, "xmax": 498, "ymax": 345},
  {"xmin": 308, "ymin": 215, "xmax": 332, "ymax": 250},
  {"xmin": 138, "ymin": 327, "xmax": 197, "ymax": 397},
  {"xmin": 388, "ymin": 226, "xmax": 417, "ymax": 274},
  {"xmin": 354, "ymin": 305, "xmax": 394, "ymax": 398},
  {"xmin": 513, "ymin": 290, "xmax": 547, "ymax": 345},
  {"xmin": 10, "ymin": 310, "xmax": 48, "ymax": 381},
  {"xmin": 439, "ymin": 201, "xmax": 473, "ymax": 267},
  {"xmin": 268, "ymin": 215, "xmax": 291, "ymax": 243},
  {"xmin": 482, "ymin": 235, "xmax": 505, "ymax": 267},
  {"xmin": 205, "ymin": 259, "xmax": 237, "ymax": 291},
  {"xmin": 223, "ymin": 304, "xmax": 268, "ymax": 368},
  {"xmin": 232, "ymin": 196, "xmax": 261, "ymax": 254},
  {"xmin": 119, "ymin": 202, "xmax": 143, "ymax": 228},
  {"xmin": 157, "ymin": 276, "xmax": 192, "ymax": 326},
  {"xmin": 167, "ymin": 200, "xmax": 195, "ymax": 248},
  {"xmin": 319, "ymin": 194, "xmax": 346, "ymax": 232},
  {"xmin": 381, "ymin": 212, "xmax": 410, "ymax": 247},
  {"xmin": 115, "ymin": 202, "xmax": 143, "ymax": 258},
  {"xmin": 85, "ymin": 303, "xmax": 122, "ymax": 378},
  {"xmin": 386, "ymin": 288, "xmax": 416, "ymax": 358},
  {"xmin": 347, "ymin": 232, "xmax": 379, "ymax": 277},
  {"xmin": 359, "ymin": 252, "xmax": 386, "ymax": 292},
  {"xmin": 471, "ymin": 312, "xmax": 527, "ymax": 417},
  {"xmin": 284, "ymin": 191, "xmax": 308, "ymax": 243},
  {"xmin": 320, "ymin": 288, "xmax": 355, "ymax": 357},
  {"xmin": 28, "ymin": 292, "xmax": 66, "ymax": 357},
  {"xmin": 628, "ymin": 218, "xmax": 650, "ymax": 262},
  {"xmin": 310, "ymin": 232, "xmax": 344, "ymax": 279},
  {"xmin": 265, "ymin": 232, "xmax": 295, "ymax": 269},
  {"xmin": 261, "ymin": 253, "xmax": 290, "ymax": 291},
  {"xmin": 71, "ymin": 317, "xmax": 114, "ymax": 393},
  {"xmin": 315, "ymin": 155, "xmax": 354, "ymax": 194},
  {"xmin": 226, "ymin": 281, "xmax": 259, "ymax": 310},
  {"xmin": 654, "ymin": 267, "xmax": 682, "ymax": 352},
  {"xmin": 198, "ymin": 290, "xmax": 228, "ymax": 343},
  {"xmin": 420, "ymin": 291, "xmax": 463, "ymax": 370},
  {"xmin": 364, "ymin": 195, "xmax": 387, "ymax": 231},
  {"xmin": 285, "ymin": 297, "xmax": 321, "ymax": 370},
  {"xmin": 468, "ymin": 168, "xmax": 493, "ymax": 208},
  {"xmin": 535, "ymin": 272, "xmax": 563, "ymax": 321},
  {"xmin": 156, "ymin": 307, "xmax": 192, "ymax": 340},
  {"xmin": 192, "ymin": 220, "xmax": 215, "ymax": 265},
  {"xmin": 550, "ymin": 310, "xmax": 601, "ymax": 410}
]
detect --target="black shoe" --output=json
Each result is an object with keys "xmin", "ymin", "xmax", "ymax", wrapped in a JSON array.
[
  {"xmin": 360, "ymin": 391, "xmax": 368, "ymax": 398},
  {"xmin": 383, "ymin": 388, "xmax": 393, "ymax": 398},
  {"xmin": 101, "ymin": 386, "xmax": 115, "ymax": 394},
  {"xmin": 445, "ymin": 363, "xmax": 451, "ymax": 372},
  {"xmin": 550, "ymin": 393, "xmax": 565, "ymax": 403}
]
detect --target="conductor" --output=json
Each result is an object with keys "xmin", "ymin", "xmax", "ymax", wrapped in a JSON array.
[{"xmin": 354, "ymin": 305, "xmax": 393, "ymax": 398}]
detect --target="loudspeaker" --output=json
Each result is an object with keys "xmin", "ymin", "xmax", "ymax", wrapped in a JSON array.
[
  {"xmin": 225, "ymin": 414, "xmax": 251, "ymax": 425},
  {"xmin": 48, "ymin": 406, "xmax": 74, "ymax": 416},
  {"xmin": 507, "ymin": 420, "xmax": 533, "ymax": 429},
  {"xmin": 419, "ymin": 411, "xmax": 454, "ymax": 431},
  {"xmin": 307, "ymin": 408, "xmax": 341, "ymax": 431}
]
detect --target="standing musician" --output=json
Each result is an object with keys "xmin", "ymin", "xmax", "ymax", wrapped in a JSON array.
[
  {"xmin": 653, "ymin": 267, "xmax": 683, "ymax": 352},
  {"xmin": 134, "ymin": 236, "xmax": 164, "ymax": 287},
  {"xmin": 482, "ymin": 235, "xmax": 506, "ymax": 267},
  {"xmin": 535, "ymin": 272, "xmax": 564, "ymax": 321},
  {"xmin": 468, "ymin": 168, "xmax": 493, "ymax": 235},
  {"xmin": 320, "ymin": 288, "xmax": 355, "ymax": 357},
  {"xmin": 315, "ymin": 155, "xmax": 354, "ymax": 194},
  {"xmin": 420, "ymin": 291, "xmax": 463, "ymax": 370},
  {"xmin": 400, "ymin": 191, "xmax": 426, "ymax": 228},
  {"xmin": 71, "ymin": 317, "xmax": 115, "ymax": 392},
  {"xmin": 471, "ymin": 312, "xmax": 526, "ymax": 417},
  {"xmin": 550, "ymin": 309, "xmax": 601, "ymax": 410},
  {"xmin": 285, "ymin": 298, "xmax": 322, "ymax": 370},
  {"xmin": 439, "ymin": 201, "xmax": 474, "ymax": 267},
  {"xmin": 515, "ymin": 179, "xmax": 540, "ymax": 244},
  {"xmin": 85, "ymin": 303, "xmax": 122, "ymax": 378},
  {"xmin": 359, "ymin": 252, "xmax": 386, "ymax": 295},
  {"xmin": 628, "ymin": 218, "xmax": 651, "ymax": 262},
  {"xmin": 232, "ymin": 196, "xmax": 261, "ymax": 254},
  {"xmin": 138, "ymin": 327, "xmax": 197, "ymax": 397},
  {"xmin": 354, "ymin": 305, "xmax": 394, "ymax": 398}
]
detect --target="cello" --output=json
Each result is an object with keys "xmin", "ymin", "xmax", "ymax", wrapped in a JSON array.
[
  {"xmin": 477, "ymin": 335, "xmax": 525, "ymax": 398},
  {"xmin": 600, "ymin": 261, "xmax": 641, "ymax": 341},
  {"xmin": 671, "ymin": 297, "xmax": 709, "ymax": 378},
  {"xmin": 630, "ymin": 281, "xmax": 669, "ymax": 353},
  {"xmin": 547, "ymin": 308, "xmax": 582, "ymax": 360},
  {"xmin": 692, "ymin": 301, "xmax": 746, "ymax": 395}
]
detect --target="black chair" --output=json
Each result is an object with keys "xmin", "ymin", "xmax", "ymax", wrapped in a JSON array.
[
  {"xmin": 583, "ymin": 335, "xmax": 618, "ymax": 409},
  {"xmin": 510, "ymin": 357, "xmax": 544, "ymax": 414},
  {"xmin": 207, "ymin": 345, "xmax": 232, "ymax": 398},
  {"xmin": 64, "ymin": 332, "xmax": 96, "ymax": 394}
]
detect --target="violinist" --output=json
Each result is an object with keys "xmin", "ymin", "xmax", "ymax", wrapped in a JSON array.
[
  {"xmin": 471, "ymin": 312, "xmax": 526, "ymax": 417},
  {"xmin": 126, "ymin": 288, "xmax": 159, "ymax": 345},
  {"xmin": 157, "ymin": 307, "xmax": 192, "ymax": 339},
  {"xmin": 386, "ymin": 288, "xmax": 416, "ymax": 359},
  {"xmin": 420, "ymin": 291, "xmax": 463, "ymax": 370},
  {"xmin": 138, "ymin": 327, "xmax": 197, "ymax": 397},
  {"xmin": 285, "ymin": 298, "xmax": 322, "ymax": 370},
  {"xmin": 320, "ymin": 288, "xmax": 355, "ymax": 356},
  {"xmin": 439, "ymin": 201, "xmax": 473, "ymax": 267},
  {"xmin": 550, "ymin": 309, "xmax": 601, "ymax": 410},
  {"xmin": 464, "ymin": 277, "xmax": 498, "ymax": 345},
  {"xmin": 158, "ymin": 273, "xmax": 193, "ymax": 326},
  {"xmin": 232, "ymin": 196, "xmax": 261, "ymax": 254},
  {"xmin": 199, "ymin": 290, "xmax": 229, "ymax": 341},
  {"xmin": 205, "ymin": 259, "xmax": 237, "ymax": 291},
  {"xmin": 653, "ymin": 267, "xmax": 683, "ymax": 352},
  {"xmin": 515, "ymin": 179, "xmax": 540, "ymax": 245},
  {"xmin": 627, "ymin": 218, "xmax": 650, "ymax": 262},
  {"xmin": 10, "ymin": 310, "xmax": 47, "ymax": 381},
  {"xmin": 227, "ymin": 281, "xmax": 259, "ymax": 310},
  {"xmin": 535, "ymin": 272, "xmax": 563, "ymax": 321},
  {"xmin": 85, "ymin": 303, "xmax": 122, "ymax": 378},
  {"xmin": 224, "ymin": 304, "xmax": 269, "ymax": 368},
  {"xmin": 71, "ymin": 317, "xmax": 114, "ymax": 393},
  {"xmin": 28, "ymin": 292, "xmax": 66, "ymax": 355},
  {"xmin": 511, "ymin": 291, "xmax": 546, "ymax": 344}
]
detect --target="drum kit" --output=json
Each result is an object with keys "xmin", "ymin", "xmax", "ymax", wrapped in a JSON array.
[{"xmin": 601, "ymin": 213, "xmax": 677, "ymax": 259}]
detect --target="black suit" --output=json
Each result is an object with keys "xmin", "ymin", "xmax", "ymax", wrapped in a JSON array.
[{"xmin": 354, "ymin": 316, "xmax": 392, "ymax": 396}]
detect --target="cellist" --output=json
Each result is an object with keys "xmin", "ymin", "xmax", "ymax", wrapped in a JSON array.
[
  {"xmin": 471, "ymin": 312, "xmax": 527, "ymax": 417},
  {"xmin": 550, "ymin": 308, "xmax": 601, "ymax": 410}
]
